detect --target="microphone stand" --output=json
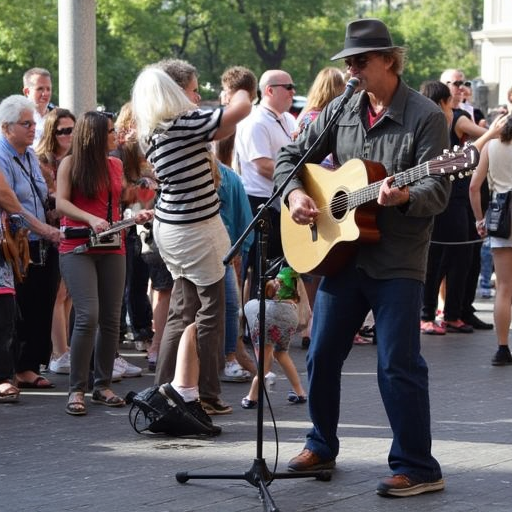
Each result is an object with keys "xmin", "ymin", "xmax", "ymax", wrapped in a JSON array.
[{"xmin": 175, "ymin": 78, "xmax": 360, "ymax": 512}]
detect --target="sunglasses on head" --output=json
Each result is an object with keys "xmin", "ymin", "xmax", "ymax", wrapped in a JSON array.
[
  {"xmin": 447, "ymin": 80, "xmax": 471, "ymax": 88},
  {"xmin": 55, "ymin": 127, "xmax": 73, "ymax": 136},
  {"xmin": 269, "ymin": 83, "xmax": 296, "ymax": 91}
]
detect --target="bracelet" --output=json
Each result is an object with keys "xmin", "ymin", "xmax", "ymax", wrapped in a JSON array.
[{"xmin": 475, "ymin": 219, "xmax": 485, "ymax": 227}]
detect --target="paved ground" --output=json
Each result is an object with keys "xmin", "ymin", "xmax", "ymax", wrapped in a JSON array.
[{"xmin": 1, "ymin": 296, "xmax": 511, "ymax": 512}]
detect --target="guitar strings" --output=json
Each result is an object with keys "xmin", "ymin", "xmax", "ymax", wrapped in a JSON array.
[{"xmin": 308, "ymin": 162, "xmax": 431, "ymax": 216}]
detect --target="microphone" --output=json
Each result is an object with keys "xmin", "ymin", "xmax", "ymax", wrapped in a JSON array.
[
  {"xmin": 338, "ymin": 77, "xmax": 360, "ymax": 103},
  {"xmin": 328, "ymin": 77, "xmax": 359, "ymax": 119}
]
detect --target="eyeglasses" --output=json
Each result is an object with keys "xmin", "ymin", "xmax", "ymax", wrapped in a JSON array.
[
  {"xmin": 447, "ymin": 80, "xmax": 471, "ymax": 88},
  {"xmin": 55, "ymin": 127, "xmax": 73, "ymax": 136},
  {"xmin": 344, "ymin": 54, "xmax": 375, "ymax": 70},
  {"xmin": 269, "ymin": 83, "xmax": 296, "ymax": 91},
  {"xmin": 16, "ymin": 120, "xmax": 36, "ymax": 129}
]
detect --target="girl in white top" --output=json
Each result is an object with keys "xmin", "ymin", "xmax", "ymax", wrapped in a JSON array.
[{"xmin": 470, "ymin": 114, "xmax": 512, "ymax": 366}]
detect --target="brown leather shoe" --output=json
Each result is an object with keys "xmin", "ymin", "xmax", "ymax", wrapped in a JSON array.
[
  {"xmin": 287, "ymin": 448, "xmax": 336, "ymax": 472},
  {"xmin": 376, "ymin": 474, "xmax": 445, "ymax": 497}
]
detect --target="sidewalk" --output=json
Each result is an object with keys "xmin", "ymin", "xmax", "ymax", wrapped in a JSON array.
[{"xmin": 1, "ymin": 297, "xmax": 511, "ymax": 512}]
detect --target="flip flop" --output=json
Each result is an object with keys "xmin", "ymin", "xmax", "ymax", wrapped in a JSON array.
[
  {"xmin": 0, "ymin": 383, "xmax": 20, "ymax": 403},
  {"xmin": 15, "ymin": 376, "xmax": 55, "ymax": 389}
]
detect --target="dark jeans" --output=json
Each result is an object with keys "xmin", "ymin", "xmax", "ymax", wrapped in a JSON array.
[
  {"xmin": 422, "ymin": 242, "xmax": 472, "ymax": 322},
  {"xmin": 306, "ymin": 265, "xmax": 442, "ymax": 481},
  {"xmin": 14, "ymin": 244, "xmax": 60, "ymax": 373},
  {"xmin": 246, "ymin": 195, "xmax": 283, "ymax": 300},
  {"xmin": 124, "ymin": 230, "xmax": 153, "ymax": 339},
  {"xmin": 0, "ymin": 294, "xmax": 16, "ymax": 381}
]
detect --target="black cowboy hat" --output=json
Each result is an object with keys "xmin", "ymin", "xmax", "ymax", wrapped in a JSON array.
[{"xmin": 331, "ymin": 18, "xmax": 400, "ymax": 61}]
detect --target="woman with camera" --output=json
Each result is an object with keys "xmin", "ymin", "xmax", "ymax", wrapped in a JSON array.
[{"xmin": 56, "ymin": 111, "xmax": 152, "ymax": 415}]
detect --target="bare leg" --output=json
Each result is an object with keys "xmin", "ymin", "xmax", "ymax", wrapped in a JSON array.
[
  {"xmin": 245, "ymin": 344, "xmax": 274, "ymax": 402},
  {"xmin": 147, "ymin": 288, "xmax": 171, "ymax": 360},
  {"xmin": 491, "ymin": 248, "xmax": 512, "ymax": 346},
  {"xmin": 274, "ymin": 350, "xmax": 306, "ymax": 397},
  {"xmin": 171, "ymin": 323, "xmax": 200, "ymax": 389},
  {"xmin": 235, "ymin": 336, "xmax": 256, "ymax": 374},
  {"xmin": 51, "ymin": 279, "xmax": 72, "ymax": 357}
]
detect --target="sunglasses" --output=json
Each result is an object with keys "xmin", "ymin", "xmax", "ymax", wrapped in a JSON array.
[
  {"xmin": 269, "ymin": 83, "xmax": 296, "ymax": 91},
  {"xmin": 55, "ymin": 127, "xmax": 74, "ymax": 136},
  {"xmin": 344, "ymin": 54, "xmax": 375, "ymax": 70},
  {"xmin": 447, "ymin": 80, "xmax": 472, "ymax": 88}
]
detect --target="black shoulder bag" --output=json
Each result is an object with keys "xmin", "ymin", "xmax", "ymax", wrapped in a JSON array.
[{"xmin": 486, "ymin": 191, "xmax": 512, "ymax": 238}]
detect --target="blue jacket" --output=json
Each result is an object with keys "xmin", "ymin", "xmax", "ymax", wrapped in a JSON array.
[{"xmin": 217, "ymin": 161, "xmax": 254, "ymax": 256}]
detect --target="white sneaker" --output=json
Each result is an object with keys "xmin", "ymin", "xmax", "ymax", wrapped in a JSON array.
[
  {"xmin": 111, "ymin": 369, "xmax": 123, "ymax": 382},
  {"xmin": 265, "ymin": 372, "xmax": 277, "ymax": 386},
  {"xmin": 221, "ymin": 361, "xmax": 252, "ymax": 382},
  {"xmin": 49, "ymin": 352, "xmax": 71, "ymax": 374},
  {"xmin": 114, "ymin": 356, "xmax": 142, "ymax": 378}
]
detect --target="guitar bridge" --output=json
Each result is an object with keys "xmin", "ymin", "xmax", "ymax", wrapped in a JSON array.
[{"xmin": 309, "ymin": 222, "xmax": 318, "ymax": 242}]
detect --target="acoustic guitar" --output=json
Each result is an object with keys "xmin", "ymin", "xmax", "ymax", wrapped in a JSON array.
[
  {"xmin": 280, "ymin": 145, "xmax": 479, "ymax": 276},
  {"xmin": 0, "ymin": 212, "xmax": 30, "ymax": 283}
]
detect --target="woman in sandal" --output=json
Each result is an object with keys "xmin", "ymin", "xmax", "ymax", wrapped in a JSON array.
[
  {"xmin": 0, "ymin": 169, "xmax": 60, "ymax": 403},
  {"xmin": 56, "ymin": 111, "xmax": 152, "ymax": 415}
]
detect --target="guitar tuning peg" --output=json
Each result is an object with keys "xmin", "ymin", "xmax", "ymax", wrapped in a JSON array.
[
  {"xmin": 453, "ymin": 145, "xmax": 460, "ymax": 152},
  {"xmin": 443, "ymin": 149, "xmax": 450, "ymax": 155},
  {"xmin": 449, "ymin": 175, "xmax": 455, "ymax": 181},
  {"xmin": 458, "ymin": 172, "xmax": 464, "ymax": 179}
]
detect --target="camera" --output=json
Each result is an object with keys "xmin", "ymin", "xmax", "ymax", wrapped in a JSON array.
[
  {"xmin": 63, "ymin": 226, "xmax": 91, "ymax": 239},
  {"xmin": 90, "ymin": 232, "xmax": 122, "ymax": 249}
]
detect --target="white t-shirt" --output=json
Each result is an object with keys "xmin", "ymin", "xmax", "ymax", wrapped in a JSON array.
[{"xmin": 234, "ymin": 105, "xmax": 296, "ymax": 200}]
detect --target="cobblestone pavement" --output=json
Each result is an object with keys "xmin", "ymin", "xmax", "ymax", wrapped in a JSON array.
[{"xmin": 1, "ymin": 298, "xmax": 511, "ymax": 512}]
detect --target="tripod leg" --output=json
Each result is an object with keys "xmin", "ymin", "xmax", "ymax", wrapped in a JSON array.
[{"xmin": 256, "ymin": 477, "xmax": 279, "ymax": 512}]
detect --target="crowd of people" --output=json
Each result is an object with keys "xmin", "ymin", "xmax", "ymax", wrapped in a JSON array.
[{"xmin": 1, "ymin": 16, "xmax": 512, "ymax": 499}]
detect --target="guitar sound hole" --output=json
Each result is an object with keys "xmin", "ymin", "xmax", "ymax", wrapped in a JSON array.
[{"xmin": 331, "ymin": 191, "xmax": 348, "ymax": 220}]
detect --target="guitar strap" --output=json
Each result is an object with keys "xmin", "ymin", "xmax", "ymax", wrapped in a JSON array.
[
  {"xmin": 107, "ymin": 190, "xmax": 113, "ymax": 225},
  {"xmin": 13, "ymin": 154, "xmax": 49, "ymax": 215}
]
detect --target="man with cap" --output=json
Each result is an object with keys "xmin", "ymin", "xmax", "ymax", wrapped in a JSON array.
[{"xmin": 275, "ymin": 18, "xmax": 450, "ymax": 497}]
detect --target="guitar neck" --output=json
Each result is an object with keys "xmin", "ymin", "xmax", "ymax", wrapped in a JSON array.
[{"xmin": 349, "ymin": 161, "xmax": 431, "ymax": 209}]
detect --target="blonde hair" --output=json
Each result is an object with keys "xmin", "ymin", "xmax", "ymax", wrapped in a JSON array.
[
  {"xmin": 115, "ymin": 101, "xmax": 134, "ymax": 133},
  {"xmin": 131, "ymin": 66, "xmax": 196, "ymax": 148},
  {"xmin": 300, "ymin": 67, "xmax": 346, "ymax": 120}
]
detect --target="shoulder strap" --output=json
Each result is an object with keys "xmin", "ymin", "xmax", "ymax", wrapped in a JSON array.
[{"xmin": 13, "ymin": 154, "xmax": 49, "ymax": 210}]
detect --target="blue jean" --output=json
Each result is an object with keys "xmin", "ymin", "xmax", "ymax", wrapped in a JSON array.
[
  {"xmin": 479, "ymin": 237, "xmax": 493, "ymax": 289},
  {"xmin": 224, "ymin": 263, "xmax": 239, "ymax": 356},
  {"xmin": 306, "ymin": 265, "xmax": 442, "ymax": 481}
]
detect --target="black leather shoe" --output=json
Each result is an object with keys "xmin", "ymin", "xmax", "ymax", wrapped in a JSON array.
[{"xmin": 462, "ymin": 313, "xmax": 493, "ymax": 330}]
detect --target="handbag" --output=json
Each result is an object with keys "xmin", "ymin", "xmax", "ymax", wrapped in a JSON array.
[
  {"xmin": 486, "ymin": 191, "xmax": 512, "ymax": 238},
  {"xmin": 125, "ymin": 385, "xmax": 219, "ymax": 437}
]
